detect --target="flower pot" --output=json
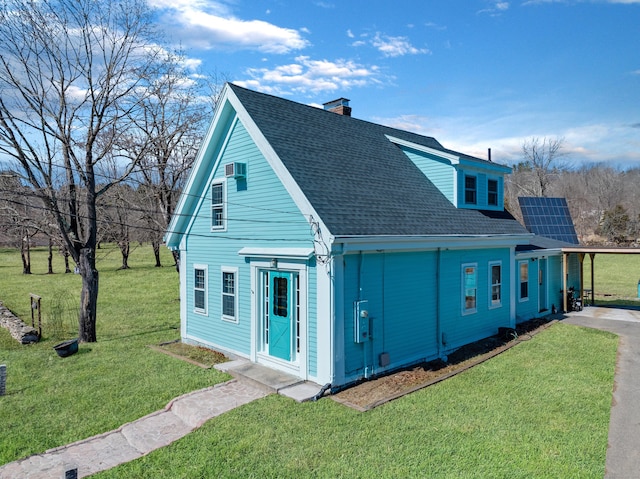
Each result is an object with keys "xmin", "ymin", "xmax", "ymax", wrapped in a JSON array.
[{"xmin": 53, "ymin": 338, "xmax": 79, "ymax": 358}]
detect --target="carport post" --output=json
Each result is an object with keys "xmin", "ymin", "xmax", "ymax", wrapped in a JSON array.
[
  {"xmin": 578, "ymin": 253, "xmax": 585, "ymax": 306},
  {"xmin": 562, "ymin": 252, "xmax": 568, "ymax": 312},
  {"xmin": 589, "ymin": 253, "xmax": 596, "ymax": 306}
]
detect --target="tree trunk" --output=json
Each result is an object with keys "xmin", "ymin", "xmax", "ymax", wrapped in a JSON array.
[
  {"xmin": 21, "ymin": 231, "xmax": 31, "ymax": 274},
  {"xmin": 64, "ymin": 251, "xmax": 72, "ymax": 273},
  {"xmin": 78, "ymin": 247, "xmax": 98, "ymax": 342},
  {"xmin": 152, "ymin": 241, "xmax": 161, "ymax": 267},
  {"xmin": 118, "ymin": 240, "xmax": 130, "ymax": 270},
  {"xmin": 172, "ymin": 249, "xmax": 180, "ymax": 273},
  {"xmin": 47, "ymin": 238, "xmax": 54, "ymax": 274}
]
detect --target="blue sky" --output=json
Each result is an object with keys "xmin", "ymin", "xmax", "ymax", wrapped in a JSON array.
[{"xmin": 149, "ymin": 0, "xmax": 640, "ymax": 168}]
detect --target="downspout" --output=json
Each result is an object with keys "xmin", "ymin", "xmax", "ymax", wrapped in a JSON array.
[
  {"xmin": 436, "ymin": 248, "xmax": 442, "ymax": 357},
  {"xmin": 357, "ymin": 252, "xmax": 370, "ymax": 379},
  {"xmin": 562, "ymin": 252, "xmax": 568, "ymax": 312}
]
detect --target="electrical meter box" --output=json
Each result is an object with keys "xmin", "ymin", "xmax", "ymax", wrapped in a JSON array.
[{"xmin": 354, "ymin": 300, "xmax": 369, "ymax": 343}]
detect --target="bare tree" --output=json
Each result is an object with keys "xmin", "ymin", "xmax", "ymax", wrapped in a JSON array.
[
  {"xmin": 128, "ymin": 57, "xmax": 219, "ymax": 269},
  {"xmin": 509, "ymin": 137, "xmax": 567, "ymax": 198},
  {"xmin": 0, "ymin": 0, "xmax": 163, "ymax": 342}
]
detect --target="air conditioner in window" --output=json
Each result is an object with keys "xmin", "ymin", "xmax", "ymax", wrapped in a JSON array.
[{"xmin": 224, "ymin": 162, "xmax": 246, "ymax": 179}]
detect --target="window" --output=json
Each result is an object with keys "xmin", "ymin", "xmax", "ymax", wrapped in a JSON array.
[
  {"xmin": 221, "ymin": 267, "xmax": 238, "ymax": 321},
  {"xmin": 194, "ymin": 265, "xmax": 207, "ymax": 314},
  {"xmin": 462, "ymin": 263, "xmax": 477, "ymax": 314},
  {"xmin": 519, "ymin": 261, "xmax": 529, "ymax": 301},
  {"xmin": 273, "ymin": 276, "xmax": 288, "ymax": 317},
  {"xmin": 488, "ymin": 179, "xmax": 498, "ymax": 206},
  {"xmin": 211, "ymin": 181, "xmax": 225, "ymax": 230},
  {"xmin": 465, "ymin": 175, "xmax": 477, "ymax": 204},
  {"xmin": 489, "ymin": 262, "xmax": 502, "ymax": 308}
]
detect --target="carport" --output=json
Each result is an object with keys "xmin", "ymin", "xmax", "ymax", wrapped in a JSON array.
[{"xmin": 561, "ymin": 246, "xmax": 640, "ymax": 312}]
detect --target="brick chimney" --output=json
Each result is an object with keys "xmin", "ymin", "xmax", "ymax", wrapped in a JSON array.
[{"xmin": 323, "ymin": 98, "xmax": 351, "ymax": 116}]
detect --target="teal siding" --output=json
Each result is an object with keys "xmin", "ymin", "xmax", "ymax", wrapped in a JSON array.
[
  {"xmin": 400, "ymin": 146, "xmax": 455, "ymax": 202},
  {"xmin": 457, "ymin": 167, "xmax": 504, "ymax": 211},
  {"xmin": 183, "ymin": 119, "xmax": 317, "ymax": 368},
  {"xmin": 438, "ymin": 248, "xmax": 512, "ymax": 351},
  {"xmin": 548, "ymin": 255, "xmax": 563, "ymax": 312},
  {"xmin": 515, "ymin": 258, "xmax": 538, "ymax": 322},
  {"xmin": 339, "ymin": 247, "xmax": 514, "ymax": 384},
  {"xmin": 342, "ymin": 251, "xmax": 438, "ymax": 381},
  {"xmin": 515, "ymin": 253, "xmax": 569, "ymax": 322}
]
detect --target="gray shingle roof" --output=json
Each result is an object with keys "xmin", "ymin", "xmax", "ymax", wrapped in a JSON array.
[{"xmin": 229, "ymin": 83, "xmax": 529, "ymax": 237}]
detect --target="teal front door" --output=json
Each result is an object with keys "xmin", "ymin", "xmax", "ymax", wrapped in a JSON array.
[{"xmin": 269, "ymin": 271, "xmax": 294, "ymax": 361}]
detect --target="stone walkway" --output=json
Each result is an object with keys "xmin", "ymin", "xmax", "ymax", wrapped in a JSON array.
[{"xmin": 0, "ymin": 380, "xmax": 268, "ymax": 479}]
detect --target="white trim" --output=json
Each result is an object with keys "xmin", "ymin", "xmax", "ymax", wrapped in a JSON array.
[
  {"xmin": 488, "ymin": 260, "xmax": 502, "ymax": 309},
  {"xmin": 248, "ymin": 258, "xmax": 309, "ymax": 381},
  {"xmin": 331, "ymin": 257, "xmax": 343, "ymax": 386},
  {"xmin": 462, "ymin": 262, "xmax": 478, "ymax": 315},
  {"xmin": 238, "ymin": 247, "xmax": 314, "ymax": 260},
  {"xmin": 221, "ymin": 266, "xmax": 239, "ymax": 323},
  {"xmin": 453, "ymin": 168, "xmax": 459, "ymax": 207},
  {"xmin": 385, "ymin": 135, "xmax": 512, "ymax": 173},
  {"xmin": 180, "ymin": 250, "xmax": 188, "ymax": 338},
  {"xmin": 210, "ymin": 179, "xmax": 227, "ymax": 232},
  {"xmin": 193, "ymin": 263, "xmax": 208, "ymax": 315},
  {"xmin": 316, "ymin": 260, "xmax": 333, "ymax": 385},
  {"xmin": 385, "ymin": 135, "xmax": 461, "ymax": 163},
  {"xmin": 487, "ymin": 178, "xmax": 499, "ymax": 207},
  {"xmin": 464, "ymin": 173, "xmax": 477, "ymax": 205},
  {"xmin": 335, "ymin": 234, "xmax": 532, "ymax": 254}
]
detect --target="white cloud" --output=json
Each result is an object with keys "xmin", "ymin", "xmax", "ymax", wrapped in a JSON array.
[
  {"xmin": 234, "ymin": 56, "xmax": 383, "ymax": 95},
  {"xmin": 524, "ymin": 0, "xmax": 640, "ymax": 4},
  {"xmin": 148, "ymin": 0, "xmax": 308, "ymax": 54},
  {"xmin": 374, "ymin": 112, "xmax": 640, "ymax": 168},
  {"xmin": 478, "ymin": 1, "xmax": 510, "ymax": 15},
  {"xmin": 346, "ymin": 29, "xmax": 355, "ymax": 38},
  {"xmin": 425, "ymin": 22, "xmax": 447, "ymax": 31},
  {"xmin": 373, "ymin": 114, "xmax": 444, "ymax": 137},
  {"xmin": 371, "ymin": 33, "xmax": 430, "ymax": 57}
]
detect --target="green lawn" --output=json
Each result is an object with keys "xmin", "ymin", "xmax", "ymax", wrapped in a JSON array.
[
  {"xmin": 583, "ymin": 253, "xmax": 640, "ymax": 303},
  {"xmin": 0, "ymin": 246, "xmax": 620, "ymax": 477},
  {"xmin": 95, "ymin": 324, "xmax": 617, "ymax": 479},
  {"xmin": 0, "ymin": 245, "xmax": 229, "ymax": 464}
]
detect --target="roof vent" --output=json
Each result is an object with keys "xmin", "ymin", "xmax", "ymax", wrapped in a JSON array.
[{"xmin": 323, "ymin": 98, "xmax": 351, "ymax": 116}]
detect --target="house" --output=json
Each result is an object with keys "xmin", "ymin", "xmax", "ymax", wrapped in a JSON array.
[{"xmin": 165, "ymin": 83, "xmax": 576, "ymax": 389}]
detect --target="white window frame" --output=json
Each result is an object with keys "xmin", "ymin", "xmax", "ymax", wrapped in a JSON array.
[
  {"xmin": 489, "ymin": 261, "xmax": 502, "ymax": 309},
  {"xmin": 211, "ymin": 180, "xmax": 226, "ymax": 231},
  {"xmin": 519, "ymin": 260, "xmax": 529, "ymax": 302},
  {"xmin": 462, "ymin": 262, "xmax": 478, "ymax": 315},
  {"xmin": 464, "ymin": 175, "xmax": 477, "ymax": 205},
  {"xmin": 193, "ymin": 264, "xmax": 208, "ymax": 315},
  {"xmin": 487, "ymin": 179, "xmax": 498, "ymax": 206},
  {"xmin": 221, "ymin": 266, "xmax": 238, "ymax": 323}
]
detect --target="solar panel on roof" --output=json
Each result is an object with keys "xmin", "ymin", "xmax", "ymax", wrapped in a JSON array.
[{"xmin": 518, "ymin": 197, "xmax": 579, "ymax": 245}]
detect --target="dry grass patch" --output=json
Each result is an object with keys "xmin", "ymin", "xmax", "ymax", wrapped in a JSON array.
[{"xmin": 153, "ymin": 340, "xmax": 228, "ymax": 368}]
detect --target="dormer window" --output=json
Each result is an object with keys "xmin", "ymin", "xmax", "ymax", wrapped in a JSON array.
[
  {"xmin": 464, "ymin": 175, "xmax": 477, "ymax": 204},
  {"xmin": 488, "ymin": 179, "xmax": 498, "ymax": 206}
]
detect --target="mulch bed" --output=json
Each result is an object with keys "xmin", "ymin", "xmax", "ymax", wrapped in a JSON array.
[{"xmin": 332, "ymin": 317, "xmax": 556, "ymax": 411}]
